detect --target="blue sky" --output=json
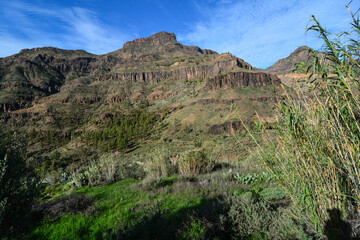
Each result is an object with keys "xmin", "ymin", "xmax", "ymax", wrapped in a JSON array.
[{"xmin": 0, "ymin": 0, "xmax": 359, "ymax": 68}]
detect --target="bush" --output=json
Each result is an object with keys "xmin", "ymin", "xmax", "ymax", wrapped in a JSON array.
[
  {"xmin": 224, "ymin": 192, "xmax": 275, "ymax": 238},
  {"xmin": 0, "ymin": 133, "xmax": 38, "ymax": 237},
  {"xmin": 254, "ymin": 8, "xmax": 360, "ymax": 234},
  {"xmin": 178, "ymin": 149, "xmax": 212, "ymax": 176},
  {"xmin": 144, "ymin": 148, "xmax": 178, "ymax": 179},
  {"xmin": 180, "ymin": 218, "xmax": 207, "ymax": 240},
  {"xmin": 220, "ymin": 192, "xmax": 311, "ymax": 239},
  {"xmin": 68, "ymin": 154, "xmax": 145, "ymax": 188}
]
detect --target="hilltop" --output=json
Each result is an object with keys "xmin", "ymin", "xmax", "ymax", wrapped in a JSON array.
[{"xmin": 266, "ymin": 46, "xmax": 326, "ymax": 74}]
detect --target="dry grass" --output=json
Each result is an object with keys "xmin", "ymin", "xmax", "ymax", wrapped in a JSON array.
[
  {"xmin": 252, "ymin": 13, "xmax": 360, "ymax": 233},
  {"xmin": 178, "ymin": 149, "xmax": 213, "ymax": 176}
]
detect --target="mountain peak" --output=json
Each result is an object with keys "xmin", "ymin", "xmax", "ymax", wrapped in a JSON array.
[
  {"xmin": 123, "ymin": 31, "xmax": 177, "ymax": 48},
  {"xmin": 266, "ymin": 46, "xmax": 323, "ymax": 74},
  {"xmin": 290, "ymin": 46, "xmax": 312, "ymax": 56}
]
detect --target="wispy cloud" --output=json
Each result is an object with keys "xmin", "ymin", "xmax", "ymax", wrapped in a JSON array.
[
  {"xmin": 0, "ymin": 1, "xmax": 133, "ymax": 57},
  {"xmin": 179, "ymin": 0, "xmax": 359, "ymax": 68}
]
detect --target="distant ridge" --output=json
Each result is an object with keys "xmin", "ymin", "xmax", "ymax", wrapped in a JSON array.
[
  {"xmin": 266, "ymin": 46, "xmax": 326, "ymax": 74},
  {"xmin": 0, "ymin": 31, "xmax": 269, "ymax": 112}
]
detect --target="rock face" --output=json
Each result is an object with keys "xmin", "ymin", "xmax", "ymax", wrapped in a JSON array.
[
  {"xmin": 204, "ymin": 71, "xmax": 280, "ymax": 91},
  {"xmin": 123, "ymin": 31, "xmax": 177, "ymax": 48},
  {"xmin": 0, "ymin": 31, "xmax": 275, "ymax": 113},
  {"xmin": 96, "ymin": 58, "xmax": 251, "ymax": 83},
  {"xmin": 266, "ymin": 46, "xmax": 326, "ymax": 74}
]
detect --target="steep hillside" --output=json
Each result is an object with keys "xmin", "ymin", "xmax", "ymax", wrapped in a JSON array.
[
  {"xmin": 0, "ymin": 31, "xmax": 255, "ymax": 112},
  {"xmin": 0, "ymin": 32, "xmax": 306, "ymax": 240},
  {"xmin": 0, "ymin": 31, "xmax": 282, "ymax": 172}
]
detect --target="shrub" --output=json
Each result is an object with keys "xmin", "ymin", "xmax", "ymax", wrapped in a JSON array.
[
  {"xmin": 224, "ymin": 192, "xmax": 275, "ymax": 238},
  {"xmin": 220, "ymin": 192, "xmax": 310, "ymax": 239},
  {"xmin": 178, "ymin": 149, "xmax": 212, "ymax": 176},
  {"xmin": 253, "ymin": 8, "xmax": 360, "ymax": 234},
  {"xmin": 68, "ymin": 154, "xmax": 145, "ymax": 188},
  {"xmin": 0, "ymin": 133, "xmax": 38, "ymax": 237},
  {"xmin": 144, "ymin": 148, "xmax": 178, "ymax": 179},
  {"xmin": 180, "ymin": 218, "xmax": 207, "ymax": 240}
]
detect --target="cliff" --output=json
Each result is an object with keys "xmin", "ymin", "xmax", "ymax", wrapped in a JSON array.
[
  {"xmin": 0, "ymin": 31, "xmax": 275, "ymax": 113},
  {"xmin": 204, "ymin": 71, "xmax": 280, "ymax": 91}
]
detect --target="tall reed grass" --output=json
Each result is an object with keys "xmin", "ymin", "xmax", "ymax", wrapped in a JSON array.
[{"xmin": 254, "ymin": 9, "xmax": 360, "ymax": 233}]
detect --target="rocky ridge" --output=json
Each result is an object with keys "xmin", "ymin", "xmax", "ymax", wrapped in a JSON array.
[
  {"xmin": 266, "ymin": 46, "xmax": 326, "ymax": 74},
  {"xmin": 123, "ymin": 31, "xmax": 177, "ymax": 48},
  {"xmin": 204, "ymin": 71, "xmax": 279, "ymax": 91},
  {"xmin": 0, "ymin": 31, "xmax": 274, "ymax": 113}
]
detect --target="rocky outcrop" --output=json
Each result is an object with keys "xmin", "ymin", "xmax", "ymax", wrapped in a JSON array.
[
  {"xmin": 110, "ymin": 31, "xmax": 218, "ymax": 65},
  {"xmin": 0, "ymin": 102, "xmax": 30, "ymax": 112},
  {"xmin": 123, "ymin": 31, "xmax": 177, "ymax": 48},
  {"xmin": 147, "ymin": 91, "xmax": 178, "ymax": 101},
  {"xmin": 172, "ymin": 58, "xmax": 251, "ymax": 80},
  {"xmin": 96, "ymin": 71, "xmax": 170, "ymax": 84},
  {"xmin": 105, "ymin": 95, "xmax": 127, "ymax": 104},
  {"xmin": 97, "ymin": 58, "xmax": 251, "ymax": 83},
  {"xmin": 195, "ymin": 98, "xmax": 242, "ymax": 105},
  {"xmin": 204, "ymin": 71, "xmax": 280, "ymax": 91},
  {"xmin": 266, "ymin": 46, "xmax": 327, "ymax": 74},
  {"xmin": 52, "ymin": 57, "xmax": 96, "ymax": 73},
  {"xmin": 208, "ymin": 120, "xmax": 255, "ymax": 135},
  {"xmin": 195, "ymin": 96, "xmax": 285, "ymax": 106}
]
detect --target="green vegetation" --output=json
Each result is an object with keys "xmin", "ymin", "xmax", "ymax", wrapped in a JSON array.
[
  {"xmin": 2, "ymin": 5, "xmax": 360, "ymax": 240},
  {"xmin": 0, "ymin": 133, "xmax": 38, "ymax": 238},
  {"xmin": 82, "ymin": 106, "xmax": 159, "ymax": 151},
  {"xmin": 32, "ymin": 179, "xmax": 208, "ymax": 240},
  {"xmin": 254, "ymin": 11, "xmax": 360, "ymax": 237},
  {"xmin": 178, "ymin": 149, "xmax": 212, "ymax": 175},
  {"xmin": 31, "ymin": 175, "xmax": 309, "ymax": 240}
]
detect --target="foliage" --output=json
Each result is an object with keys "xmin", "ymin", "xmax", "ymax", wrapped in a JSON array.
[
  {"xmin": 178, "ymin": 149, "xmax": 212, "ymax": 176},
  {"xmin": 144, "ymin": 148, "xmax": 214, "ymax": 179},
  {"xmin": 31, "ymin": 179, "xmax": 211, "ymax": 240},
  {"xmin": 254, "ymin": 9, "xmax": 360, "ymax": 234},
  {"xmin": 68, "ymin": 154, "xmax": 145, "ymax": 188},
  {"xmin": 31, "ymin": 165, "xmax": 311, "ymax": 239},
  {"xmin": 220, "ymin": 191, "xmax": 310, "ymax": 239},
  {"xmin": 180, "ymin": 218, "xmax": 207, "ymax": 240},
  {"xmin": 0, "ymin": 133, "xmax": 38, "ymax": 238},
  {"xmin": 233, "ymin": 171, "xmax": 272, "ymax": 185},
  {"xmin": 83, "ymin": 107, "xmax": 159, "ymax": 151},
  {"xmin": 143, "ymin": 147, "xmax": 178, "ymax": 179}
]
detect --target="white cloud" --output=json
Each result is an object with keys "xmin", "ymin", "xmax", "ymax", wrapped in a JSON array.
[
  {"xmin": 0, "ymin": 1, "xmax": 133, "ymax": 57},
  {"xmin": 179, "ymin": 0, "xmax": 359, "ymax": 68}
]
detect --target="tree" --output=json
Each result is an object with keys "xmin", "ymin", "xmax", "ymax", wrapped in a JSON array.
[{"xmin": 0, "ymin": 133, "xmax": 38, "ymax": 238}]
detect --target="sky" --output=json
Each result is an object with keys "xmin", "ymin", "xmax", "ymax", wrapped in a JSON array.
[{"xmin": 0, "ymin": 0, "xmax": 359, "ymax": 68}]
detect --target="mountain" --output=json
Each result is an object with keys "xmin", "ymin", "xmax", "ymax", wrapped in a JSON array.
[
  {"xmin": 0, "ymin": 31, "xmax": 282, "ymax": 169},
  {"xmin": 0, "ymin": 31, "xmax": 296, "ymax": 239},
  {"xmin": 0, "ymin": 31, "xmax": 268, "ymax": 112},
  {"xmin": 266, "ymin": 46, "xmax": 326, "ymax": 74}
]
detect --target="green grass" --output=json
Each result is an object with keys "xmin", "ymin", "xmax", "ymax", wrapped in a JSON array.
[{"xmin": 31, "ymin": 178, "xmax": 206, "ymax": 240}]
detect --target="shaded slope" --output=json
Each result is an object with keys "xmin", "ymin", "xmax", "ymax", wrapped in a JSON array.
[{"xmin": 266, "ymin": 46, "xmax": 326, "ymax": 74}]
